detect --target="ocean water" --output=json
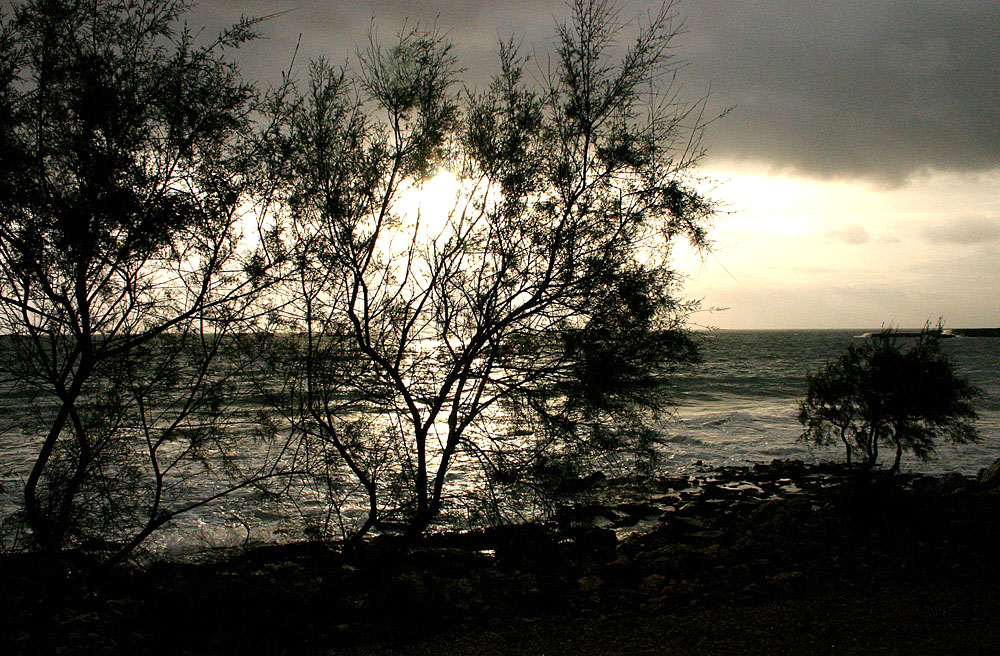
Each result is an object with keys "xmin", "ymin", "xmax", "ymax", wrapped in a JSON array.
[
  {"xmin": 662, "ymin": 330, "xmax": 1000, "ymax": 475},
  {"xmin": 1, "ymin": 330, "xmax": 998, "ymax": 551}
]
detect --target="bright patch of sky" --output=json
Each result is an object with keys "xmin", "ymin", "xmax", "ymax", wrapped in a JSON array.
[
  {"xmin": 677, "ymin": 166, "xmax": 1000, "ymax": 329},
  {"xmin": 394, "ymin": 170, "xmax": 465, "ymax": 240}
]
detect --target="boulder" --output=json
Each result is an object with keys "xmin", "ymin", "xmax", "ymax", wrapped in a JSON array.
[
  {"xmin": 652, "ymin": 476, "xmax": 690, "ymax": 492},
  {"xmin": 577, "ymin": 575, "xmax": 604, "ymax": 593},
  {"xmin": 749, "ymin": 498, "xmax": 808, "ymax": 525},
  {"xmin": 614, "ymin": 503, "xmax": 661, "ymax": 518},
  {"xmin": 977, "ymin": 458, "xmax": 1000, "ymax": 490},
  {"xmin": 938, "ymin": 472, "xmax": 969, "ymax": 494},
  {"xmin": 765, "ymin": 570, "xmax": 803, "ymax": 590},
  {"xmin": 640, "ymin": 573, "xmax": 668, "ymax": 595},
  {"xmin": 557, "ymin": 471, "xmax": 607, "ymax": 495},
  {"xmin": 569, "ymin": 527, "xmax": 618, "ymax": 561}
]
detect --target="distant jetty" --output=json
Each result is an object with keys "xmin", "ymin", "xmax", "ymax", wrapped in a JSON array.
[
  {"xmin": 858, "ymin": 328, "xmax": 1000, "ymax": 338},
  {"xmin": 951, "ymin": 328, "xmax": 1000, "ymax": 337}
]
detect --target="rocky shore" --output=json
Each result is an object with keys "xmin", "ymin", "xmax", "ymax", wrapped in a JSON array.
[{"xmin": 3, "ymin": 458, "xmax": 1000, "ymax": 655}]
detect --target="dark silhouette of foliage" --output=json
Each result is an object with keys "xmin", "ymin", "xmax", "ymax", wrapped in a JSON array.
[
  {"xmin": 0, "ymin": 0, "xmax": 286, "ymax": 560},
  {"xmin": 268, "ymin": 0, "xmax": 713, "ymax": 542},
  {"xmin": 799, "ymin": 328, "xmax": 979, "ymax": 472},
  {"xmin": 0, "ymin": 0, "xmax": 714, "ymax": 557}
]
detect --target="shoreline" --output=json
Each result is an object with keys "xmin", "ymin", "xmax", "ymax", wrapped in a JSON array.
[{"xmin": 3, "ymin": 458, "xmax": 1000, "ymax": 654}]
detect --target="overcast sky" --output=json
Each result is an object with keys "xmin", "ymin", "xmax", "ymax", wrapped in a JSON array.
[{"xmin": 139, "ymin": 2, "xmax": 1000, "ymax": 327}]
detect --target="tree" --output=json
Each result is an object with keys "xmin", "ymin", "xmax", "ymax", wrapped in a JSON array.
[
  {"xmin": 799, "ymin": 328, "xmax": 980, "ymax": 472},
  {"xmin": 0, "ymin": 0, "xmax": 286, "ymax": 559},
  {"xmin": 270, "ymin": 0, "xmax": 712, "ymax": 542}
]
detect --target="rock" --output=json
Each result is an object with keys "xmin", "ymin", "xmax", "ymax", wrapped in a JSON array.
[
  {"xmin": 578, "ymin": 575, "xmax": 603, "ymax": 592},
  {"xmin": 649, "ymin": 555, "xmax": 680, "ymax": 575},
  {"xmin": 749, "ymin": 499, "xmax": 791, "ymax": 524},
  {"xmin": 612, "ymin": 515, "xmax": 641, "ymax": 529},
  {"xmin": 674, "ymin": 546, "xmax": 712, "ymax": 572},
  {"xmin": 938, "ymin": 472, "xmax": 969, "ymax": 494},
  {"xmin": 652, "ymin": 476, "xmax": 689, "ymax": 491},
  {"xmin": 771, "ymin": 459, "xmax": 805, "ymax": 472},
  {"xmin": 687, "ymin": 530, "xmax": 725, "ymax": 544},
  {"xmin": 907, "ymin": 475, "xmax": 939, "ymax": 494},
  {"xmin": 672, "ymin": 516, "xmax": 709, "ymax": 531},
  {"xmin": 641, "ymin": 573, "xmax": 668, "ymax": 593},
  {"xmin": 614, "ymin": 503, "xmax": 661, "ymax": 517},
  {"xmin": 766, "ymin": 571, "xmax": 804, "ymax": 591},
  {"xmin": 570, "ymin": 527, "xmax": 618, "ymax": 560},
  {"xmin": 558, "ymin": 471, "xmax": 607, "ymax": 495},
  {"xmin": 977, "ymin": 458, "xmax": 1000, "ymax": 490}
]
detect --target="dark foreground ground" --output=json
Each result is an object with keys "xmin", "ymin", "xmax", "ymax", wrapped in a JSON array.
[{"xmin": 3, "ymin": 459, "xmax": 1000, "ymax": 655}]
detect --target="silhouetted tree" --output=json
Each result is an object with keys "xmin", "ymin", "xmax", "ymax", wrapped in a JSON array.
[
  {"xmin": 271, "ymin": 0, "xmax": 712, "ymax": 542},
  {"xmin": 799, "ymin": 328, "xmax": 979, "ymax": 472},
  {"xmin": 0, "ymin": 0, "xmax": 286, "ymax": 559}
]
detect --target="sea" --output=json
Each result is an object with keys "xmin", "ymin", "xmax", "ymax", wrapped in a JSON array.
[
  {"xmin": 1, "ymin": 329, "xmax": 998, "ymax": 551},
  {"xmin": 663, "ymin": 330, "xmax": 1000, "ymax": 475}
]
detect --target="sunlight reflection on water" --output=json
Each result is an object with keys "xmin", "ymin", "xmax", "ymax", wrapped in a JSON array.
[{"xmin": 2, "ymin": 330, "xmax": 998, "ymax": 553}]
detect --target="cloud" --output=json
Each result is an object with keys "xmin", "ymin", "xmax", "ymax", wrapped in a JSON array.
[
  {"xmin": 682, "ymin": 0, "xmax": 1000, "ymax": 184},
  {"xmin": 922, "ymin": 217, "xmax": 1000, "ymax": 245},
  {"xmin": 825, "ymin": 223, "xmax": 871, "ymax": 245},
  {"xmin": 195, "ymin": 1, "xmax": 1000, "ymax": 187},
  {"xmin": 199, "ymin": 1, "xmax": 564, "ymax": 85}
]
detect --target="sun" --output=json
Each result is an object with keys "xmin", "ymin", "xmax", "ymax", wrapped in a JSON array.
[{"xmin": 396, "ymin": 169, "xmax": 464, "ymax": 239}]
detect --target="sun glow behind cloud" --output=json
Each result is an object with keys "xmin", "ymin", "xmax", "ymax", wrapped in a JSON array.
[{"xmin": 383, "ymin": 163, "xmax": 1000, "ymax": 331}]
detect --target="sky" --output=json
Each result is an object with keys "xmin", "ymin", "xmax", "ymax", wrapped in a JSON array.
[{"xmin": 67, "ymin": 1, "xmax": 1000, "ymax": 328}]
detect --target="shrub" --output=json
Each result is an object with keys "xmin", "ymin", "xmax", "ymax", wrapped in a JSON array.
[{"xmin": 799, "ymin": 328, "xmax": 979, "ymax": 472}]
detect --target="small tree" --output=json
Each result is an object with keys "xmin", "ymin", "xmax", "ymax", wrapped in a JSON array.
[
  {"xmin": 271, "ymin": 0, "xmax": 712, "ymax": 542},
  {"xmin": 0, "ymin": 0, "xmax": 287, "ymax": 559},
  {"xmin": 799, "ymin": 328, "xmax": 979, "ymax": 472}
]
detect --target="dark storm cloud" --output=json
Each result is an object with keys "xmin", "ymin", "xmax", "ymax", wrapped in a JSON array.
[
  {"xmin": 199, "ymin": 1, "xmax": 564, "ymax": 86},
  {"xmin": 682, "ymin": 0, "xmax": 1000, "ymax": 183},
  {"xmin": 192, "ymin": 1, "xmax": 1000, "ymax": 184}
]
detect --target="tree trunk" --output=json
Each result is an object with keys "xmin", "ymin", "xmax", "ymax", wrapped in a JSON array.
[
  {"xmin": 890, "ymin": 441, "xmax": 903, "ymax": 473},
  {"xmin": 403, "ymin": 509, "xmax": 434, "ymax": 548},
  {"xmin": 23, "ymin": 402, "xmax": 73, "ymax": 552},
  {"xmin": 53, "ymin": 406, "xmax": 92, "ymax": 548},
  {"xmin": 839, "ymin": 426, "xmax": 852, "ymax": 466},
  {"xmin": 24, "ymin": 355, "xmax": 92, "ymax": 552}
]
